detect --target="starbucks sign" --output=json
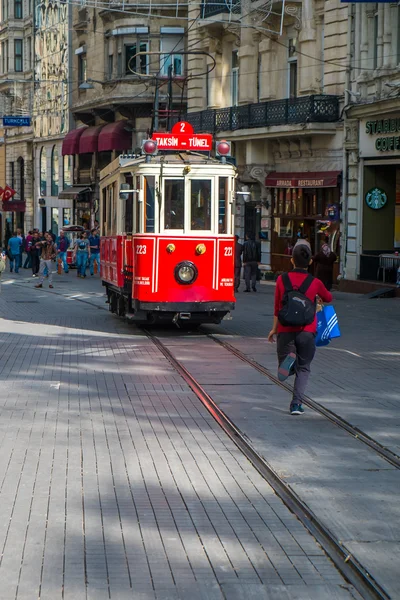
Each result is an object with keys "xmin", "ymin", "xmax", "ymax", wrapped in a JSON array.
[
  {"xmin": 365, "ymin": 187, "xmax": 387, "ymax": 210},
  {"xmin": 359, "ymin": 116, "xmax": 400, "ymax": 157}
]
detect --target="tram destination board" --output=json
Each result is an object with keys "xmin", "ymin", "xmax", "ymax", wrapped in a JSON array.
[{"xmin": 152, "ymin": 121, "xmax": 212, "ymax": 152}]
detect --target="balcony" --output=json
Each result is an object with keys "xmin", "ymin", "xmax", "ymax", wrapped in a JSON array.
[
  {"xmin": 186, "ymin": 95, "xmax": 340, "ymax": 134},
  {"xmin": 201, "ymin": 0, "xmax": 241, "ymax": 19}
]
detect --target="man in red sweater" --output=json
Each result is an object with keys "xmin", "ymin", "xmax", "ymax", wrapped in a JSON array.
[{"xmin": 268, "ymin": 243, "xmax": 332, "ymax": 415}]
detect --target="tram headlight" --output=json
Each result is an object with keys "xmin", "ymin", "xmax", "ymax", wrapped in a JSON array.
[{"xmin": 175, "ymin": 261, "xmax": 198, "ymax": 285}]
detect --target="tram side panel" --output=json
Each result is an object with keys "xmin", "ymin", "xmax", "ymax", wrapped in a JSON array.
[{"xmin": 101, "ymin": 235, "xmax": 126, "ymax": 288}]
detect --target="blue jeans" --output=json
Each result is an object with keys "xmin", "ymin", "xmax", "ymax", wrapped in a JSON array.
[
  {"xmin": 9, "ymin": 254, "xmax": 20, "ymax": 273},
  {"xmin": 76, "ymin": 251, "xmax": 88, "ymax": 276},
  {"xmin": 89, "ymin": 253, "xmax": 100, "ymax": 276},
  {"xmin": 58, "ymin": 251, "xmax": 69, "ymax": 273},
  {"xmin": 23, "ymin": 253, "xmax": 32, "ymax": 268}
]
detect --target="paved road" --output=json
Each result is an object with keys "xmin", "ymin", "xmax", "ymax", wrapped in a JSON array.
[{"xmin": 0, "ymin": 270, "xmax": 359, "ymax": 600}]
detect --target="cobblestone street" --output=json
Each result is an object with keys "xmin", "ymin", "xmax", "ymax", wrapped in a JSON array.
[
  {"xmin": 0, "ymin": 272, "xmax": 361, "ymax": 600},
  {"xmin": 0, "ymin": 271, "xmax": 398, "ymax": 599}
]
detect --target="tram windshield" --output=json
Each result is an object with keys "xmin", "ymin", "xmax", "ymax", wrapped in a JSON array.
[
  {"xmin": 190, "ymin": 180, "xmax": 212, "ymax": 231},
  {"xmin": 164, "ymin": 179, "xmax": 185, "ymax": 230}
]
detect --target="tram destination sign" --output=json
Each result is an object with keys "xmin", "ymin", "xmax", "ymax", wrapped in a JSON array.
[{"xmin": 152, "ymin": 121, "xmax": 212, "ymax": 152}]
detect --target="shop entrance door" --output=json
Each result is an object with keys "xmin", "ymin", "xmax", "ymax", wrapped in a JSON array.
[{"xmin": 244, "ymin": 203, "xmax": 260, "ymax": 240}]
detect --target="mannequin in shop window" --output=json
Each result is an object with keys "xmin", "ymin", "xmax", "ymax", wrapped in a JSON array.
[{"xmin": 313, "ymin": 237, "xmax": 337, "ymax": 291}]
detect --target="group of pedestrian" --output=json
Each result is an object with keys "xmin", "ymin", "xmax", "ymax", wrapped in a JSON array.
[
  {"xmin": 3, "ymin": 227, "xmax": 101, "ymax": 288},
  {"xmin": 234, "ymin": 234, "xmax": 262, "ymax": 293}
]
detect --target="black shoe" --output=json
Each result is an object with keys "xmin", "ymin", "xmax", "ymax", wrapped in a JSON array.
[
  {"xmin": 252, "ymin": 287, "xmax": 257, "ymax": 292},
  {"xmin": 244, "ymin": 289, "xmax": 251, "ymax": 292}
]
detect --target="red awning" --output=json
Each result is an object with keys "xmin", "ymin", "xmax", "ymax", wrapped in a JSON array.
[
  {"xmin": 98, "ymin": 121, "xmax": 132, "ymax": 152},
  {"xmin": 265, "ymin": 171, "xmax": 341, "ymax": 188},
  {"xmin": 79, "ymin": 125, "xmax": 104, "ymax": 154},
  {"xmin": 62, "ymin": 127, "xmax": 87, "ymax": 156}
]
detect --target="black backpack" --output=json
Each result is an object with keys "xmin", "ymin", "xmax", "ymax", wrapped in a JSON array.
[{"xmin": 278, "ymin": 273, "xmax": 316, "ymax": 327}]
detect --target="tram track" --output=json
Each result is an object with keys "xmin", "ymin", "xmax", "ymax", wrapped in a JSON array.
[
  {"xmin": 144, "ymin": 328, "xmax": 391, "ymax": 600},
  {"xmin": 203, "ymin": 332, "xmax": 400, "ymax": 470}
]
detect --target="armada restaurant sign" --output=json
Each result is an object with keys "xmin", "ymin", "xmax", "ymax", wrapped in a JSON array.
[{"xmin": 359, "ymin": 116, "xmax": 400, "ymax": 157}]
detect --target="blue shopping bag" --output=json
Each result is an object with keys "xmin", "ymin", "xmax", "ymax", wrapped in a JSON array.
[{"xmin": 316, "ymin": 305, "xmax": 341, "ymax": 347}]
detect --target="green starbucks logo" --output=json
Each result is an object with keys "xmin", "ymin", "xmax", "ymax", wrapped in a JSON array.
[{"xmin": 365, "ymin": 187, "xmax": 387, "ymax": 210}]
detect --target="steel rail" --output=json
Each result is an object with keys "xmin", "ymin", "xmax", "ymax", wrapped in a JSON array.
[
  {"xmin": 206, "ymin": 334, "xmax": 400, "ymax": 470},
  {"xmin": 145, "ymin": 329, "xmax": 391, "ymax": 600}
]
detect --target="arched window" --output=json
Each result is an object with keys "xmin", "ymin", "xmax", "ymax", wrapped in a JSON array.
[
  {"xmin": 40, "ymin": 147, "xmax": 47, "ymax": 196},
  {"xmin": 51, "ymin": 145, "xmax": 59, "ymax": 196}
]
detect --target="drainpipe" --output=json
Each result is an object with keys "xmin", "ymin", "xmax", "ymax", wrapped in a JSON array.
[{"xmin": 341, "ymin": 2, "xmax": 353, "ymax": 281}]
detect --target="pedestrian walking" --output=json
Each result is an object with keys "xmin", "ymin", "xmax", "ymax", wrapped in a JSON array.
[
  {"xmin": 73, "ymin": 232, "xmax": 90, "ymax": 278},
  {"xmin": 88, "ymin": 229, "xmax": 100, "ymax": 276},
  {"xmin": 242, "ymin": 234, "xmax": 261, "ymax": 292},
  {"xmin": 234, "ymin": 235, "xmax": 243, "ymax": 293},
  {"xmin": 30, "ymin": 232, "xmax": 41, "ymax": 277},
  {"xmin": 56, "ymin": 230, "xmax": 71, "ymax": 274},
  {"xmin": 267, "ymin": 243, "xmax": 332, "ymax": 415},
  {"xmin": 7, "ymin": 232, "xmax": 22, "ymax": 273},
  {"xmin": 35, "ymin": 233, "xmax": 56, "ymax": 289},
  {"xmin": 23, "ymin": 231, "xmax": 33, "ymax": 269},
  {"xmin": 313, "ymin": 238, "xmax": 337, "ymax": 292},
  {"xmin": 17, "ymin": 229, "xmax": 24, "ymax": 271}
]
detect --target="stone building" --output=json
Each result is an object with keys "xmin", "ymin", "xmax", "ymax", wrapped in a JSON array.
[
  {"xmin": 33, "ymin": 0, "xmax": 71, "ymax": 235},
  {"xmin": 342, "ymin": 2, "xmax": 400, "ymax": 288},
  {"xmin": 64, "ymin": 2, "xmax": 187, "ymax": 226},
  {"xmin": 0, "ymin": 0, "xmax": 34, "ymax": 240},
  {"xmin": 186, "ymin": 0, "xmax": 347, "ymax": 277}
]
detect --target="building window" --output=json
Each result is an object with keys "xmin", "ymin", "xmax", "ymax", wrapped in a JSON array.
[
  {"xmin": 63, "ymin": 155, "xmax": 72, "ymax": 188},
  {"xmin": 108, "ymin": 53, "xmax": 113, "ymax": 79},
  {"xmin": 160, "ymin": 35, "xmax": 184, "ymax": 76},
  {"xmin": 17, "ymin": 157, "xmax": 24, "ymax": 201},
  {"xmin": 10, "ymin": 162, "xmax": 15, "ymax": 190},
  {"xmin": 63, "ymin": 208, "xmax": 71, "ymax": 227},
  {"xmin": 51, "ymin": 208, "xmax": 59, "ymax": 235},
  {"xmin": 125, "ymin": 40, "xmax": 149, "ymax": 75},
  {"xmin": 51, "ymin": 146, "xmax": 59, "ymax": 196},
  {"xmin": 14, "ymin": 0, "xmax": 22, "ymax": 18},
  {"xmin": 78, "ymin": 49, "xmax": 87, "ymax": 85},
  {"xmin": 40, "ymin": 147, "xmax": 46, "ymax": 196},
  {"xmin": 231, "ymin": 50, "xmax": 239, "ymax": 106},
  {"xmin": 288, "ymin": 38, "xmax": 297, "ymax": 98},
  {"xmin": 14, "ymin": 39, "xmax": 23, "ymax": 72}
]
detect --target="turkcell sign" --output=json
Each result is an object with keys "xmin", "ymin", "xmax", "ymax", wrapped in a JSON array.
[
  {"xmin": 3, "ymin": 116, "xmax": 31, "ymax": 127},
  {"xmin": 152, "ymin": 132, "xmax": 213, "ymax": 151}
]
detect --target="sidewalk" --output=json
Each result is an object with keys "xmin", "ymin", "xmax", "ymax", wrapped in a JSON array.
[{"xmin": 0, "ymin": 272, "xmax": 358, "ymax": 600}]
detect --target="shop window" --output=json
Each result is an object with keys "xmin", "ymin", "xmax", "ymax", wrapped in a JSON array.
[
  {"xmin": 63, "ymin": 208, "xmax": 71, "ymax": 227},
  {"xmin": 51, "ymin": 208, "xmax": 59, "ymax": 235},
  {"xmin": 14, "ymin": 39, "xmax": 23, "ymax": 72},
  {"xmin": 218, "ymin": 177, "xmax": 228, "ymax": 234},
  {"xmin": 190, "ymin": 179, "xmax": 211, "ymax": 231},
  {"xmin": 14, "ymin": 0, "xmax": 22, "ymax": 18},
  {"xmin": 63, "ymin": 155, "xmax": 72, "ymax": 188},
  {"xmin": 231, "ymin": 50, "xmax": 239, "ymax": 106},
  {"xmin": 164, "ymin": 179, "xmax": 184, "ymax": 230},
  {"xmin": 51, "ymin": 146, "xmax": 59, "ymax": 196},
  {"xmin": 160, "ymin": 34, "xmax": 184, "ymax": 76},
  {"xmin": 125, "ymin": 40, "xmax": 149, "ymax": 75},
  {"xmin": 40, "ymin": 147, "xmax": 46, "ymax": 196},
  {"xmin": 144, "ymin": 175, "xmax": 155, "ymax": 233}
]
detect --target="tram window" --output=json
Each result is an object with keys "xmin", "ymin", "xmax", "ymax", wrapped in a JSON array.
[
  {"xmin": 190, "ymin": 179, "xmax": 212, "ymax": 230},
  {"xmin": 144, "ymin": 176, "xmax": 155, "ymax": 233},
  {"xmin": 218, "ymin": 177, "xmax": 228, "ymax": 233},
  {"xmin": 135, "ymin": 176, "xmax": 141, "ymax": 233},
  {"xmin": 164, "ymin": 179, "xmax": 184, "ymax": 230},
  {"xmin": 125, "ymin": 175, "xmax": 133, "ymax": 233},
  {"xmin": 102, "ymin": 188, "xmax": 106, "ymax": 234}
]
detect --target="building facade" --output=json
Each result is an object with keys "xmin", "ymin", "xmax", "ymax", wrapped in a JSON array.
[
  {"xmin": 187, "ymin": 0, "xmax": 347, "ymax": 277},
  {"xmin": 63, "ymin": 2, "xmax": 187, "ymax": 227},
  {"xmin": 0, "ymin": 0, "xmax": 34, "ymax": 241},
  {"xmin": 343, "ymin": 2, "xmax": 400, "ymax": 287},
  {"xmin": 33, "ymin": 0, "xmax": 72, "ymax": 235}
]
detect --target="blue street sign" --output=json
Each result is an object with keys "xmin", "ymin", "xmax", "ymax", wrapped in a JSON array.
[{"xmin": 2, "ymin": 116, "xmax": 31, "ymax": 127}]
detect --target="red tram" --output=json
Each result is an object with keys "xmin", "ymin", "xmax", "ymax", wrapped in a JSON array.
[{"xmin": 100, "ymin": 124, "xmax": 237, "ymax": 326}]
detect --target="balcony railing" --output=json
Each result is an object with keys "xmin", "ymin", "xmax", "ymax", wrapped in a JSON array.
[
  {"xmin": 185, "ymin": 95, "xmax": 340, "ymax": 134},
  {"xmin": 201, "ymin": 0, "xmax": 241, "ymax": 19}
]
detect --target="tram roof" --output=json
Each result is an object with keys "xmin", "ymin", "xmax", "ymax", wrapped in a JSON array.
[{"xmin": 100, "ymin": 152, "xmax": 236, "ymax": 181}]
